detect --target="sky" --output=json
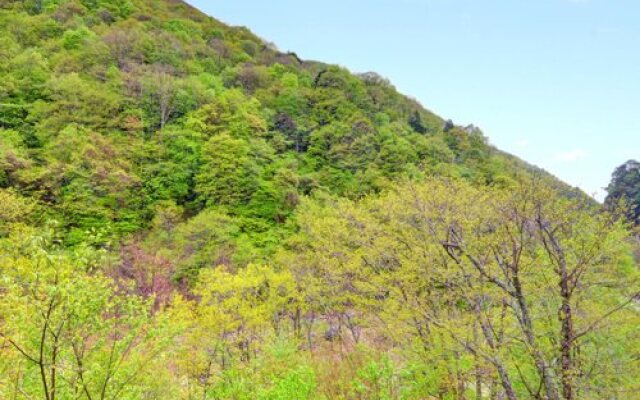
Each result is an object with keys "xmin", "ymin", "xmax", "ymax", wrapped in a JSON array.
[{"xmin": 188, "ymin": 0, "xmax": 640, "ymax": 201}]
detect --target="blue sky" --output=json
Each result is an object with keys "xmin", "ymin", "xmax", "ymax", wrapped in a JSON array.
[{"xmin": 188, "ymin": 0, "xmax": 639, "ymax": 200}]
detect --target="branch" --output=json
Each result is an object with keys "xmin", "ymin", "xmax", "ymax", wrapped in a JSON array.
[
  {"xmin": 0, "ymin": 332, "xmax": 39, "ymax": 364},
  {"xmin": 574, "ymin": 293, "xmax": 640, "ymax": 341}
]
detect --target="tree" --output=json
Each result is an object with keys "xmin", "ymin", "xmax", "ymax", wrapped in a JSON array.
[
  {"xmin": 176, "ymin": 264, "xmax": 298, "ymax": 396},
  {"xmin": 274, "ymin": 112, "xmax": 307, "ymax": 152},
  {"xmin": 605, "ymin": 159, "xmax": 640, "ymax": 226},
  {"xmin": 142, "ymin": 65, "xmax": 179, "ymax": 131},
  {"xmin": 308, "ymin": 118, "xmax": 377, "ymax": 173},
  {"xmin": 186, "ymin": 89, "xmax": 267, "ymax": 138},
  {"xmin": 158, "ymin": 207, "xmax": 242, "ymax": 283},
  {"xmin": 0, "ymin": 228, "xmax": 175, "ymax": 399},
  {"xmin": 195, "ymin": 133, "xmax": 259, "ymax": 206},
  {"xmin": 286, "ymin": 178, "xmax": 640, "ymax": 399},
  {"xmin": 103, "ymin": 28, "xmax": 144, "ymax": 69},
  {"xmin": 408, "ymin": 110, "xmax": 427, "ymax": 134},
  {"xmin": 29, "ymin": 73, "xmax": 121, "ymax": 138},
  {"xmin": 41, "ymin": 124, "xmax": 147, "ymax": 241},
  {"xmin": 0, "ymin": 188, "xmax": 34, "ymax": 235}
]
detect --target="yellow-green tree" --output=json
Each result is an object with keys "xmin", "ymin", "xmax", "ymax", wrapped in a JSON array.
[
  {"xmin": 176, "ymin": 264, "xmax": 298, "ymax": 397},
  {"xmin": 195, "ymin": 133, "xmax": 260, "ymax": 206},
  {"xmin": 0, "ymin": 227, "xmax": 178, "ymax": 400},
  {"xmin": 285, "ymin": 178, "xmax": 640, "ymax": 399}
]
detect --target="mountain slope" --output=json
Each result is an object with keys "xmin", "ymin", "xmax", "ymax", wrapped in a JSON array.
[
  {"xmin": 1, "ymin": 0, "xmax": 576, "ymax": 268},
  {"xmin": 1, "ymin": 2, "xmax": 638, "ymax": 399}
]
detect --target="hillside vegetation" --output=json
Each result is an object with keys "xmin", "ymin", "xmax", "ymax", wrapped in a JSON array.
[
  {"xmin": 0, "ymin": 1, "xmax": 638, "ymax": 399},
  {"xmin": 606, "ymin": 160, "xmax": 640, "ymax": 228}
]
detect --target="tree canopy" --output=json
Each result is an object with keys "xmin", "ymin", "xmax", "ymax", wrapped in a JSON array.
[
  {"xmin": 0, "ymin": 1, "xmax": 637, "ymax": 399},
  {"xmin": 606, "ymin": 159, "xmax": 640, "ymax": 226}
]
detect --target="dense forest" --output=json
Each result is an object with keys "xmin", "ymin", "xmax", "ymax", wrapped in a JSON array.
[{"xmin": 0, "ymin": 0, "xmax": 638, "ymax": 399}]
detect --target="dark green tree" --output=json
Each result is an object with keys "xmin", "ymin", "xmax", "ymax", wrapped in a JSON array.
[
  {"xmin": 605, "ymin": 159, "xmax": 640, "ymax": 225},
  {"xmin": 408, "ymin": 110, "xmax": 427, "ymax": 134}
]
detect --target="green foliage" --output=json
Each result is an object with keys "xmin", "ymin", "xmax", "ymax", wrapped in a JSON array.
[
  {"xmin": 168, "ymin": 207, "xmax": 241, "ymax": 282},
  {"xmin": 284, "ymin": 178, "xmax": 640, "ymax": 399},
  {"xmin": 0, "ymin": 227, "xmax": 180, "ymax": 399},
  {"xmin": 196, "ymin": 133, "xmax": 260, "ymax": 206},
  {"xmin": 606, "ymin": 159, "xmax": 640, "ymax": 225},
  {"xmin": 0, "ymin": 189, "xmax": 35, "ymax": 235},
  {"xmin": 30, "ymin": 73, "xmax": 121, "ymax": 137},
  {"xmin": 0, "ymin": 1, "xmax": 634, "ymax": 399},
  {"xmin": 351, "ymin": 354, "xmax": 398, "ymax": 400},
  {"xmin": 200, "ymin": 341, "xmax": 317, "ymax": 400},
  {"xmin": 0, "ymin": 0, "xmax": 551, "ymax": 255},
  {"xmin": 62, "ymin": 26, "xmax": 95, "ymax": 50}
]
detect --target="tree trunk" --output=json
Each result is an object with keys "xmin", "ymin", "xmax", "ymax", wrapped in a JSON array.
[
  {"xmin": 559, "ymin": 270, "xmax": 574, "ymax": 400},
  {"xmin": 512, "ymin": 276, "xmax": 560, "ymax": 400}
]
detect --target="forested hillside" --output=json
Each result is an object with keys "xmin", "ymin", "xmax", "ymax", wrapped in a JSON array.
[{"xmin": 0, "ymin": 1, "xmax": 638, "ymax": 399}]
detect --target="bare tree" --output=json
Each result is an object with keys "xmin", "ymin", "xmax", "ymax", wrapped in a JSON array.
[{"xmin": 142, "ymin": 64, "xmax": 179, "ymax": 131}]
